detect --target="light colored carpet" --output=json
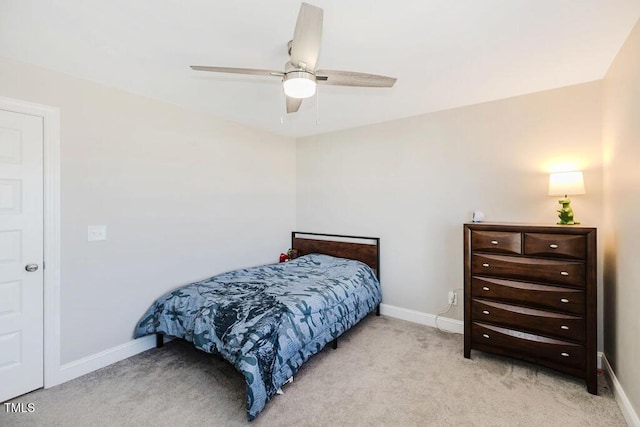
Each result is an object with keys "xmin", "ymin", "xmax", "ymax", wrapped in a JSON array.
[{"xmin": 1, "ymin": 315, "xmax": 626, "ymax": 426}]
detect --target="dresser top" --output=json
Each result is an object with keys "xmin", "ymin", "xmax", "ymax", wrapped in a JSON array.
[{"xmin": 464, "ymin": 222, "xmax": 596, "ymax": 233}]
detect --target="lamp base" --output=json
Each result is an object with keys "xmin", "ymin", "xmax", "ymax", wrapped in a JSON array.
[{"xmin": 556, "ymin": 197, "xmax": 580, "ymax": 225}]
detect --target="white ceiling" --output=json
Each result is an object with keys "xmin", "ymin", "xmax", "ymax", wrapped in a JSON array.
[{"xmin": 1, "ymin": 1, "xmax": 639, "ymax": 138}]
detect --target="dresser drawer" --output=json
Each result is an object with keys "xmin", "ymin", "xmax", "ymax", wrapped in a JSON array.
[
  {"xmin": 472, "ymin": 322, "xmax": 585, "ymax": 369},
  {"xmin": 472, "ymin": 299, "xmax": 585, "ymax": 341},
  {"xmin": 471, "ymin": 277, "xmax": 585, "ymax": 314},
  {"xmin": 472, "ymin": 254, "xmax": 585, "ymax": 287},
  {"xmin": 471, "ymin": 231, "xmax": 521, "ymax": 254},
  {"xmin": 524, "ymin": 233, "xmax": 586, "ymax": 260}
]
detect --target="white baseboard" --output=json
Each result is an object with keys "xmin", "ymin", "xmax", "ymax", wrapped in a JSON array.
[
  {"xmin": 380, "ymin": 303, "xmax": 463, "ymax": 334},
  {"xmin": 55, "ymin": 335, "xmax": 158, "ymax": 385},
  {"xmin": 50, "ymin": 304, "xmax": 459, "ymax": 388},
  {"xmin": 601, "ymin": 353, "xmax": 640, "ymax": 427},
  {"xmin": 49, "ymin": 305, "xmax": 458, "ymax": 388},
  {"xmin": 597, "ymin": 351, "xmax": 603, "ymax": 370}
]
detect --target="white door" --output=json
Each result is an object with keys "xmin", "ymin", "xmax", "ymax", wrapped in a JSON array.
[{"xmin": 0, "ymin": 109, "xmax": 44, "ymax": 402}]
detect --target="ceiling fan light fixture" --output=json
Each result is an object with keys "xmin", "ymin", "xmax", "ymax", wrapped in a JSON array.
[
  {"xmin": 283, "ymin": 71, "xmax": 316, "ymax": 99},
  {"xmin": 190, "ymin": 3, "xmax": 396, "ymax": 114}
]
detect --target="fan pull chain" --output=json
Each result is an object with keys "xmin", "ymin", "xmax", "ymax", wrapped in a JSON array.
[{"xmin": 315, "ymin": 86, "xmax": 320, "ymax": 125}]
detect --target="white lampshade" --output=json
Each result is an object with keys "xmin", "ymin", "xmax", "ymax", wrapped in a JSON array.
[
  {"xmin": 283, "ymin": 71, "xmax": 316, "ymax": 99},
  {"xmin": 548, "ymin": 171, "xmax": 586, "ymax": 196}
]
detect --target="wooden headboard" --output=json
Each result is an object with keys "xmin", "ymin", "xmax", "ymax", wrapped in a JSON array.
[{"xmin": 291, "ymin": 231, "xmax": 380, "ymax": 280}]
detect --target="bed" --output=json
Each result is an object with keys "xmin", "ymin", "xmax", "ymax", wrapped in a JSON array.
[{"xmin": 134, "ymin": 232, "xmax": 382, "ymax": 421}]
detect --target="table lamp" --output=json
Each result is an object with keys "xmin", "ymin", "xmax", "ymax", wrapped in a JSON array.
[{"xmin": 548, "ymin": 171, "xmax": 585, "ymax": 225}]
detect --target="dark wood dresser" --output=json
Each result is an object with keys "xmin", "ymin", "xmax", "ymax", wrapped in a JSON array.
[{"xmin": 463, "ymin": 223, "xmax": 597, "ymax": 394}]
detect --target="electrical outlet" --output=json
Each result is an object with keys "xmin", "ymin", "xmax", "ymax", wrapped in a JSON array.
[
  {"xmin": 88, "ymin": 225, "xmax": 107, "ymax": 241},
  {"xmin": 448, "ymin": 291, "xmax": 458, "ymax": 306}
]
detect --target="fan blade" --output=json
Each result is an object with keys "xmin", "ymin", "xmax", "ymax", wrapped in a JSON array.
[
  {"xmin": 316, "ymin": 70, "xmax": 397, "ymax": 87},
  {"xmin": 290, "ymin": 3, "xmax": 323, "ymax": 70},
  {"xmin": 286, "ymin": 96, "xmax": 303, "ymax": 114},
  {"xmin": 190, "ymin": 66, "xmax": 283, "ymax": 77}
]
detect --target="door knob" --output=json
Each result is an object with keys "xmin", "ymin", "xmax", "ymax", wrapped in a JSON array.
[{"xmin": 25, "ymin": 264, "xmax": 39, "ymax": 272}]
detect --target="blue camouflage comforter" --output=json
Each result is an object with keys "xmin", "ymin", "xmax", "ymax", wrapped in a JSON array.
[{"xmin": 134, "ymin": 253, "xmax": 382, "ymax": 420}]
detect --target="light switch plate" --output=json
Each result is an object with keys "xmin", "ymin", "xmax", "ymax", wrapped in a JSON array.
[{"xmin": 88, "ymin": 225, "xmax": 107, "ymax": 241}]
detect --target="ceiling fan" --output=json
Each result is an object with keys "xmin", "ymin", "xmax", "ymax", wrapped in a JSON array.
[{"xmin": 190, "ymin": 2, "xmax": 397, "ymax": 114}]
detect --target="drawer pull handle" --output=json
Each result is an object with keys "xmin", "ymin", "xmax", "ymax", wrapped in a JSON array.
[
  {"xmin": 482, "ymin": 286, "xmax": 490, "ymax": 291},
  {"xmin": 560, "ymin": 352, "xmax": 570, "ymax": 357},
  {"xmin": 560, "ymin": 298, "xmax": 570, "ymax": 303},
  {"xmin": 549, "ymin": 244, "xmax": 559, "ymax": 249},
  {"xmin": 482, "ymin": 334, "xmax": 490, "ymax": 339},
  {"xmin": 490, "ymin": 240, "xmax": 499, "ymax": 245},
  {"xmin": 561, "ymin": 325, "xmax": 570, "ymax": 330},
  {"xmin": 482, "ymin": 310, "xmax": 490, "ymax": 315},
  {"xmin": 482, "ymin": 263, "xmax": 490, "ymax": 267},
  {"xmin": 560, "ymin": 271, "xmax": 569, "ymax": 276}
]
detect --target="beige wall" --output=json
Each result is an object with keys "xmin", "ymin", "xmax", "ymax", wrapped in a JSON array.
[
  {"xmin": 603, "ymin": 18, "xmax": 640, "ymax": 418},
  {"xmin": 297, "ymin": 82, "xmax": 604, "ymax": 343},
  {"xmin": 0, "ymin": 57, "xmax": 297, "ymax": 364}
]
